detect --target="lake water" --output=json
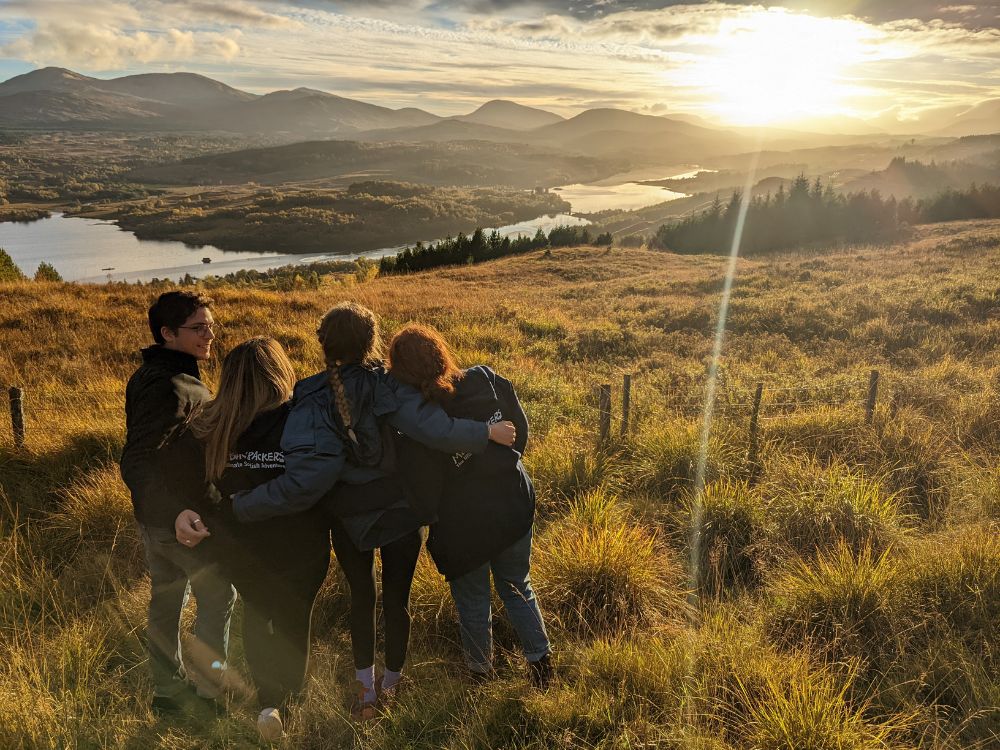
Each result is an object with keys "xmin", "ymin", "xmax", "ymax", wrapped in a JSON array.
[
  {"xmin": 553, "ymin": 182, "xmax": 687, "ymax": 213},
  {"xmin": 0, "ymin": 172, "xmax": 691, "ymax": 283},
  {"xmin": 0, "ymin": 212, "xmax": 589, "ymax": 283}
]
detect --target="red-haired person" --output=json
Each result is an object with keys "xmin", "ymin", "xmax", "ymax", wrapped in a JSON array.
[{"xmin": 388, "ymin": 324, "xmax": 553, "ymax": 687}]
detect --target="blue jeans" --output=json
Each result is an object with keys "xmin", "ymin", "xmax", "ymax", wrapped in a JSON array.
[
  {"xmin": 140, "ymin": 524, "xmax": 237, "ymax": 698},
  {"xmin": 448, "ymin": 530, "xmax": 550, "ymax": 672}
]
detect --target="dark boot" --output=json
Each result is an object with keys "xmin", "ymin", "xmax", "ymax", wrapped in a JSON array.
[{"xmin": 528, "ymin": 654, "xmax": 554, "ymax": 689}]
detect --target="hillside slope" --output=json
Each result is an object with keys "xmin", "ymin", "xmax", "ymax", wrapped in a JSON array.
[{"xmin": 1, "ymin": 220, "xmax": 998, "ymax": 748}]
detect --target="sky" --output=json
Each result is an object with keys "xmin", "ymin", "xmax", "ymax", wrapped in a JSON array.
[{"xmin": 0, "ymin": 1, "xmax": 998, "ymax": 130}]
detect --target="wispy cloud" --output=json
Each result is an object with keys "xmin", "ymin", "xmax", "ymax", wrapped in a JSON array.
[{"xmin": 0, "ymin": 0, "xmax": 997, "ymax": 128}]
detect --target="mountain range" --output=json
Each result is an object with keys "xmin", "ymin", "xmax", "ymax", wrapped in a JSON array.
[{"xmin": 0, "ymin": 67, "xmax": 996, "ymax": 159}]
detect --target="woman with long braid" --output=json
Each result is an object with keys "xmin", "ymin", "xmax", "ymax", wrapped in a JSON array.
[{"xmin": 205, "ymin": 303, "xmax": 515, "ymax": 721}]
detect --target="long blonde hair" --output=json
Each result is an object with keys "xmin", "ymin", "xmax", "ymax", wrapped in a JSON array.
[{"xmin": 192, "ymin": 337, "xmax": 297, "ymax": 482}]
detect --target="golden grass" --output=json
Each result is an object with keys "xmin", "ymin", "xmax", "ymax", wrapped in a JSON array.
[{"xmin": 1, "ymin": 219, "xmax": 999, "ymax": 746}]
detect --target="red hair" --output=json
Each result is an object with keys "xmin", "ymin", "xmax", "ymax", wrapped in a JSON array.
[{"xmin": 388, "ymin": 324, "xmax": 463, "ymax": 404}]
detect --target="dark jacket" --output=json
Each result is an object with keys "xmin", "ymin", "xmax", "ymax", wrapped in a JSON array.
[
  {"xmin": 402, "ymin": 366, "xmax": 534, "ymax": 581},
  {"xmin": 196, "ymin": 404, "xmax": 330, "ymax": 588},
  {"xmin": 120, "ymin": 346, "xmax": 209, "ymax": 528},
  {"xmin": 232, "ymin": 364, "xmax": 490, "ymax": 526}
]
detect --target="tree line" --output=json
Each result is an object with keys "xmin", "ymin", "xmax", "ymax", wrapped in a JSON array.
[
  {"xmin": 650, "ymin": 177, "xmax": 1000, "ymax": 255},
  {"xmin": 379, "ymin": 225, "xmax": 612, "ymax": 275}
]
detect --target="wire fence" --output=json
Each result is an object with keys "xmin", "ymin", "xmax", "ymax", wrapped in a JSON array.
[{"xmin": 2, "ymin": 370, "xmax": 883, "ymax": 450}]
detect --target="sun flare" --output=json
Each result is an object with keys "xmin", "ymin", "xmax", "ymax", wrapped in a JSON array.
[{"xmin": 682, "ymin": 10, "xmax": 880, "ymax": 127}]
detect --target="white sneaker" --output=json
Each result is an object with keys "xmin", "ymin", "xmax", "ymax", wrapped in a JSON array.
[{"xmin": 257, "ymin": 707, "xmax": 284, "ymax": 742}]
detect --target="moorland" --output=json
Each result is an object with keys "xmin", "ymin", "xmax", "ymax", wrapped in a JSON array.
[{"xmin": 0, "ymin": 218, "xmax": 998, "ymax": 748}]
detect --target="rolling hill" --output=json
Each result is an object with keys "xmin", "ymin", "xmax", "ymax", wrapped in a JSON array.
[
  {"xmin": 0, "ymin": 67, "xmax": 763, "ymax": 160},
  {"xmin": 0, "ymin": 67, "xmax": 440, "ymax": 135},
  {"xmin": 452, "ymin": 99, "xmax": 563, "ymax": 130},
  {"xmin": 128, "ymin": 139, "xmax": 623, "ymax": 189}
]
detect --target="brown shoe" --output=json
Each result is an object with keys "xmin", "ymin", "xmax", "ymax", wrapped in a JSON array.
[
  {"xmin": 350, "ymin": 680, "xmax": 377, "ymax": 722},
  {"xmin": 377, "ymin": 674, "xmax": 405, "ymax": 710}
]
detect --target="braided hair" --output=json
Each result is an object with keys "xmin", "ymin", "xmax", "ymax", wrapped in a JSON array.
[{"xmin": 316, "ymin": 302, "xmax": 383, "ymax": 445}]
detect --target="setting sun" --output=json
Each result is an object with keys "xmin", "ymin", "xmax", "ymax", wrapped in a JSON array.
[{"xmin": 683, "ymin": 10, "xmax": 881, "ymax": 126}]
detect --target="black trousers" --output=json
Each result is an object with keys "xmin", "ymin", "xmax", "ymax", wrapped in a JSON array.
[
  {"xmin": 237, "ymin": 544, "xmax": 330, "ymax": 710},
  {"xmin": 329, "ymin": 519, "xmax": 422, "ymax": 672}
]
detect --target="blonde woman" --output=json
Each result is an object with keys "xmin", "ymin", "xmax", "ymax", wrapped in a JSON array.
[{"xmin": 175, "ymin": 337, "xmax": 330, "ymax": 741}]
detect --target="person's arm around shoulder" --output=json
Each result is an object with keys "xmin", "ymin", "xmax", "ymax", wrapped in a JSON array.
[
  {"xmin": 231, "ymin": 390, "xmax": 346, "ymax": 522},
  {"xmin": 383, "ymin": 375, "xmax": 514, "ymax": 452},
  {"xmin": 488, "ymin": 367, "xmax": 529, "ymax": 455}
]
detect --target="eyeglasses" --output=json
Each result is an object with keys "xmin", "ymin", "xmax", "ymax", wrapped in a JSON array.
[{"xmin": 178, "ymin": 322, "xmax": 220, "ymax": 337}]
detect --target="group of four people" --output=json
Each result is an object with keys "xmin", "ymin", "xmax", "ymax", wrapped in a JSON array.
[{"xmin": 120, "ymin": 291, "xmax": 552, "ymax": 740}]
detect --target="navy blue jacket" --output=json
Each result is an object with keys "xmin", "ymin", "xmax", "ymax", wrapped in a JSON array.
[{"xmin": 196, "ymin": 404, "xmax": 330, "ymax": 587}]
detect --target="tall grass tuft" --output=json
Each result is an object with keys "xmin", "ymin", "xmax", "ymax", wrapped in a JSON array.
[
  {"xmin": 684, "ymin": 480, "xmax": 765, "ymax": 597},
  {"xmin": 905, "ymin": 526, "xmax": 1000, "ymax": 668},
  {"xmin": 629, "ymin": 420, "xmax": 740, "ymax": 503},
  {"xmin": 761, "ymin": 458, "xmax": 911, "ymax": 559},
  {"xmin": 764, "ymin": 544, "xmax": 915, "ymax": 666},
  {"xmin": 686, "ymin": 614, "xmax": 909, "ymax": 749},
  {"xmin": 525, "ymin": 424, "xmax": 627, "ymax": 513},
  {"xmin": 765, "ymin": 407, "xmax": 952, "ymax": 521},
  {"xmin": 730, "ymin": 664, "xmax": 903, "ymax": 750},
  {"xmin": 534, "ymin": 489, "xmax": 687, "ymax": 636}
]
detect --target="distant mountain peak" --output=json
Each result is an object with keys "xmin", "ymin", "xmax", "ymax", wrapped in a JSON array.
[
  {"xmin": 0, "ymin": 66, "xmax": 97, "ymax": 95},
  {"xmin": 456, "ymin": 99, "xmax": 562, "ymax": 130}
]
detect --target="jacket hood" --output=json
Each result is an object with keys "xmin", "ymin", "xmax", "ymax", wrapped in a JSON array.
[
  {"xmin": 448, "ymin": 366, "xmax": 501, "ymax": 421},
  {"xmin": 292, "ymin": 364, "xmax": 399, "ymax": 471},
  {"xmin": 294, "ymin": 364, "xmax": 392, "ymax": 409}
]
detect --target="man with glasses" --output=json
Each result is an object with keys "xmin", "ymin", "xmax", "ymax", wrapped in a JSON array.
[{"xmin": 121, "ymin": 290, "xmax": 236, "ymax": 716}]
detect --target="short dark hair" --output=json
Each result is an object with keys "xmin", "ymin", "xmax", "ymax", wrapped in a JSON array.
[{"xmin": 148, "ymin": 291, "xmax": 214, "ymax": 344}]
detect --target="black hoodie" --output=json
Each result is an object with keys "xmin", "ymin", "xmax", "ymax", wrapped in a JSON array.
[{"xmin": 196, "ymin": 403, "xmax": 329, "ymax": 586}]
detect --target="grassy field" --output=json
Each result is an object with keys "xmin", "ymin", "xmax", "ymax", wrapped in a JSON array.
[{"xmin": 0, "ymin": 219, "xmax": 998, "ymax": 748}]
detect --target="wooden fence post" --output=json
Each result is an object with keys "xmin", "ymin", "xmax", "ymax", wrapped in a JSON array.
[
  {"xmin": 9, "ymin": 387, "xmax": 24, "ymax": 448},
  {"xmin": 865, "ymin": 370, "xmax": 879, "ymax": 424},
  {"xmin": 620, "ymin": 374, "xmax": 632, "ymax": 438},
  {"xmin": 747, "ymin": 382, "xmax": 763, "ymax": 467},
  {"xmin": 598, "ymin": 384, "xmax": 611, "ymax": 446}
]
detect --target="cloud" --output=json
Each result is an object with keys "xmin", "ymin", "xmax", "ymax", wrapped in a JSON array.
[
  {"xmin": 1, "ymin": 22, "xmax": 241, "ymax": 70},
  {"xmin": 0, "ymin": 1, "xmax": 143, "ymax": 27},
  {"xmin": 464, "ymin": 4, "xmax": 735, "ymax": 43},
  {"xmin": 0, "ymin": 0, "xmax": 297, "ymax": 29},
  {"xmin": 141, "ymin": 0, "xmax": 297, "ymax": 28},
  {"xmin": 308, "ymin": 0, "xmax": 1000, "ymax": 26},
  {"xmin": 1, "ymin": 0, "xmax": 997, "ymax": 127}
]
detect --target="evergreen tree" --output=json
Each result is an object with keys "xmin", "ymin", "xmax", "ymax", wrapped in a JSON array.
[
  {"xmin": 34, "ymin": 261, "xmax": 62, "ymax": 282},
  {"xmin": 0, "ymin": 248, "xmax": 26, "ymax": 282}
]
